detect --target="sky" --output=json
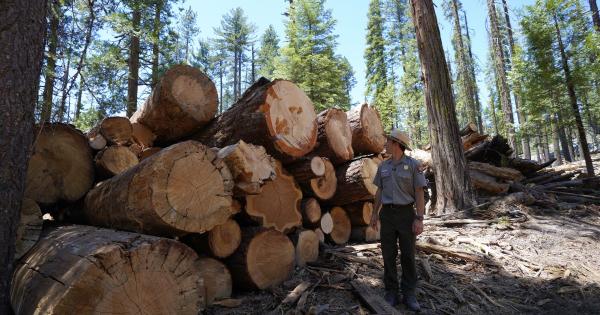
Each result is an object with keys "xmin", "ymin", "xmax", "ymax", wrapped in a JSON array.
[{"xmin": 184, "ymin": 0, "xmax": 538, "ymax": 108}]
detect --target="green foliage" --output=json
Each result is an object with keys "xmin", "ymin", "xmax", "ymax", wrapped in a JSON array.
[
  {"xmin": 177, "ymin": 6, "xmax": 199, "ymax": 63},
  {"xmin": 257, "ymin": 25, "xmax": 279, "ymax": 79},
  {"xmin": 73, "ymin": 106, "xmax": 102, "ymax": 132}
]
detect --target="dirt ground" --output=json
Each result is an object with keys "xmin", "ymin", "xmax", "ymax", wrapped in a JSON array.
[{"xmin": 207, "ymin": 159, "xmax": 600, "ymax": 315}]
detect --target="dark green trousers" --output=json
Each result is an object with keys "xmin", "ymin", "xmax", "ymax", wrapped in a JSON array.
[{"xmin": 379, "ymin": 204, "xmax": 417, "ymax": 295}]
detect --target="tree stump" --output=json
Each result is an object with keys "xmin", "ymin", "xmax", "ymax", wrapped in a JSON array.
[
  {"xmin": 326, "ymin": 207, "xmax": 351, "ymax": 245},
  {"xmin": 345, "ymin": 201, "xmax": 374, "ymax": 226},
  {"xmin": 183, "ymin": 218, "xmax": 241, "ymax": 259},
  {"xmin": 11, "ymin": 225, "xmax": 206, "ymax": 315},
  {"xmin": 14, "ymin": 198, "xmax": 43, "ymax": 260},
  {"xmin": 197, "ymin": 257, "xmax": 232, "ymax": 305},
  {"xmin": 226, "ymin": 227, "xmax": 295, "ymax": 290},
  {"xmin": 327, "ymin": 157, "xmax": 379, "ymax": 205},
  {"xmin": 84, "ymin": 141, "xmax": 234, "ymax": 236},
  {"xmin": 131, "ymin": 64, "xmax": 218, "ymax": 143},
  {"xmin": 25, "ymin": 123, "xmax": 94, "ymax": 205},
  {"xmin": 347, "ymin": 103, "xmax": 385, "ymax": 154},
  {"xmin": 245, "ymin": 161, "xmax": 302, "ymax": 234},
  {"xmin": 95, "ymin": 145, "xmax": 139, "ymax": 179},
  {"xmin": 290, "ymin": 229, "xmax": 319, "ymax": 267},
  {"xmin": 300, "ymin": 198, "xmax": 322, "ymax": 228},
  {"xmin": 217, "ymin": 140, "xmax": 276, "ymax": 196},
  {"xmin": 191, "ymin": 78, "xmax": 318, "ymax": 163},
  {"xmin": 312, "ymin": 108, "xmax": 354, "ymax": 165}
]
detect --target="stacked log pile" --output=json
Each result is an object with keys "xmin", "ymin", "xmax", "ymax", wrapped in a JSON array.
[{"xmin": 14, "ymin": 65, "xmax": 389, "ymax": 313}]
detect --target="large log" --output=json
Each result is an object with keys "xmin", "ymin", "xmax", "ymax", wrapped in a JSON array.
[
  {"xmin": 469, "ymin": 169, "xmax": 509, "ymax": 194},
  {"xmin": 327, "ymin": 157, "xmax": 379, "ymax": 205},
  {"xmin": 300, "ymin": 198, "xmax": 322, "ymax": 228},
  {"xmin": 94, "ymin": 145, "xmax": 139, "ymax": 179},
  {"xmin": 347, "ymin": 103, "xmax": 386, "ymax": 155},
  {"xmin": 287, "ymin": 156, "xmax": 326, "ymax": 183},
  {"xmin": 226, "ymin": 227, "xmax": 295, "ymax": 290},
  {"xmin": 131, "ymin": 64, "xmax": 218, "ymax": 143},
  {"xmin": 345, "ymin": 201, "xmax": 374, "ymax": 226},
  {"xmin": 217, "ymin": 140, "xmax": 275, "ymax": 196},
  {"xmin": 139, "ymin": 146, "xmax": 162, "ymax": 160},
  {"xmin": 191, "ymin": 78, "xmax": 318, "ymax": 163},
  {"xmin": 326, "ymin": 206, "xmax": 351, "ymax": 245},
  {"xmin": 245, "ymin": 161, "xmax": 302, "ymax": 233},
  {"xmin": 131, "ymin": 121, "xmax": 156, "ymax": 149},
  {"xmin": 468, "ymin": 161, "xmax": 524, "ymax": 181},
  {"xmin": 84, "ymin": 141, "xmax": 234, "ymax": 236},
  {"xmin": 93, "ymin": 116, "xmax": 133, "ymax": 146},
  {"xmin": 11, "ymin": 225, "xmax": 206, "ymax": 315},
  {"xmin": 183, "ymin": 218, "xmax": 241, "ymax": 259},
  {"xmin": 289, "ymin": 229, "xmax": 319, "ymax": 267},
  {"xmin": 15, "ymin": 198, "xmax": 43, "ymax": 260},
  {"xmin": 312, "ymin": 108, "xmax": 354, "ymax": 165},
  {"xmin": 299, "ymin": 157, "xmax": 337, "ymax": 200},
  {"xmin": 197, "ymin": 257, "xmax": 232, "ymax": 305},
  {"xmin": 25, "ymin": 123, "xmax": 94, "ymax": 205}
]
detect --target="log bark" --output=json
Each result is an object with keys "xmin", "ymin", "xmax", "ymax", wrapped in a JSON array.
[
  {"xmin": 191, "ymin": 78, "xmax": 318, "ymax": 164},
  {"xmin": 289, "ymin": 229, "xmax": 319, "ymax": 267},
  {"xmin": 469, "ymin": 170, "xmax": 509, "ymax": 194},
  {"xmin": 226, "ymin": 227, "xmax": 295, "ymax": 290},
  {"xmin": 347, "ymin": 103, "xmax": 386, "ymax": 155},
  {"xmin": 95, "ymin": 116, "xmax": 132, "ymax": 145},
  {"xmin": 25, "ymin": 123, "xmax": 94, "ymax": 205},
  {"xmin": 245, "ymin": 161, "xmax": 302, "ymax": 234},
  {"xmin": 509, "ymin": 157, "xmax": 556, "ymax": 175},
  {"xmin": 462, "ymin": 132, "xmax": 488, "ymax": 151},
  {"xmin": 459, "ymin": 123, "xmax": 478, "ymax": 137},
  {"xmin": 139, "ymin": 147, "xmax": 162, "ymax": 160},
  {"xmin": 11, "ymin": 225, "xmax": 206, "ymax": 314},
  {"xmin": 312, "ymin": 108, "xmax": 354, "ymax": 165},
  {"xmin": 131, "ymin": 121, "xmax": 156, "ymax": 149},
  {"xmin": 350, "ymin": 225, "xmax": 380, "ymax": 242},
  {"xmin": 326, "ymin": 207, "xmax": 351, "ymax": 245},
  {"xmin": 131, "ymin": 64, "xmax": 218, "ymax": 143},
  {"xmin": 14, "ymin": 198, "xmax": 42, "ymax": 260},
  {"xmin": 345, "ymin": 202, "xmax": 374, "ymax": 226},
  {"xmin": 84, "ymin": 141, "xmax": 234, "ymax": 236},
  {"xmin": 301, "ymin": 198, "xmax": 322, "ymax": 228},
  {"xmin": 301, "ymin": 158, "xmax": 337, "ymax": 200},
  {"xmin": 95, "ymin": 145, "xmax": 139, "ymax": 179},
  {"xmin": 327, "ymin": 157, "xmax": 379, "ymax": 205},
  {"xmin": 468, "ymin": 161, "xmax": 524, "ymax": 181},
  {"xmin": 197, "ymin": 257, "xmax": 232, "ymax": 305},
  {"xmin": 183, "ymin": 218, "xmax": 241, "ymax": 259},
  {"xmin": 217, "ymin": 140, "xmax": 275, "ymax": 196},
  {"xmin": 287, "ymin": 156, "xmax": 326, "ymax": 183}
]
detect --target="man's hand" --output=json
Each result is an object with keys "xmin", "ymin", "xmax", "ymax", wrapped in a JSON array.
[
  {"xmin": 369, "ymin": 214, "xmax": 379, "ymax": 232},
  {"xmin": 412, "ymin": 219, "xmax": 423, "ymax": 235}
]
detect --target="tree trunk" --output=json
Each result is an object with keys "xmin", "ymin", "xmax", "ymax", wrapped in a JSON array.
[
  {"xmin": 95, "ymin": 145, "xmax": 139, "ymax": 179},
  {"xmin": 11, "ymin": 225, "xmax": 206, "ymax": 314},
  {"xmin": 217, "ymin": 140, "xmax": 276, "ymax": 196},
  {"xmin": 551, "ymin": 115, "xmax": 563, "ymax": 165},
  {"xmin": 127, "ymin": 6, "xmax": 141, "ymax": 117},
  {"xmin": 345, "ymin": 201, "xmax": 374, "ymax": 226},
  {"xmin": 196, "ymin": 257, "xmax": 233, "ymax": 306},
  {"xmin": 57, "ymin": 45, "xmax": 71, "ymax": 122},
  {"xmin": 591, "ymin": 0, "xmax": 600, "ymax": 33},
  {"xmin": 325, "ymin": 206, "xmax": 351, "ymax": 245},
  {"xmin": 132, "ymin": 64, "xmax": 218, "ymax": 143},
  {"xmin": 553, "ymin": 12, "xmax": 595, "ymax": 175},
  {"xmin": 300, "ymin": 198, "xmax": 322, "ymax": 228},
  {"xmin": 245, "ymin": 161, "xmax": 302, "ymax": 234},
  {"xmin": 151, "ymin": 0, "xmax": 162, "ymax": 88},
  {"xmin": 327, "ymin": 157, "xmax": 379, "ymax": 205},
  {"xmin": 463, "ymin": 11, "xmax": 484, "ymax": 134},
  {"xmin": 83, "ymin": 141, "xmax": 234, "ymax": 236},
  {"xmin": 289, "ymin": 229, "xmax": 319, "ymax": 267},
  {"xmin": 225, "ymin": 227, "xmax": 295, "ymax": 290},
  {"xmin": 25, "ymin": 124, "xmax": 94, "ymax": 205},
  {"xmin": 40, "ymin": 0, "xmax": 60, "ymax": 122},
  {"xmin": 347, "ymin": 103, "xmax": 386, "ymax": 154},
  {"xmin": 556, "ymin": 112, "xmax": 573, "ymax": 162},
  {"xmin": 312, "ymin": 109, "xmax": 354, "ymax": 165},
  {"xmin": 410, "ymin": 0, "xmax": 475, "ymax": 214},
  {"xmin": 14, "ymin": 199, "xmax": 43, "ymax": 261},
  {"xmin": 183, "ymin": 218, "xmax": 241, "ymax": 259},
  {"xmin": 192, "ymin": 78, "xmax": 318, "ymax": 163}
]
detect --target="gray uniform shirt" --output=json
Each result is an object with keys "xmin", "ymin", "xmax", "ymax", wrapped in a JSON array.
[{"xmin": 373, "ymin": 155, "xmax": 427, "ymax": 205}]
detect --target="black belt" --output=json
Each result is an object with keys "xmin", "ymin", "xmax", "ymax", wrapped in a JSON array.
[{"xmin": 383, "ymin": 203, "xmax": 414, "ymax": 208}]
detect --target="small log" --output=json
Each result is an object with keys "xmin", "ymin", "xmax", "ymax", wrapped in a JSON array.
[
  {"xmin": 131, "ymin": 64, "xmax": 218, "ymax": 142},
  {"xmin": 183, "ymin": 218, "xmax": 241, "ymax": 259},
  {"xmin": 287, "ymin": 156, "xmax": 326, "ymax": 183},
  {"xmin": 191, "ymin": 78, "xmax": 318, "ymax": 163},
  {"xmin": 459, "ymin": 122, "xmax": 478, "ymax": 136},
  {"xmin": 326, "ymin": 207, "xmax": 351, "ymax": 245},
  {"xmin": 128, "ymin": 143, "xmax": 143, "ymax": 156},
  {"xmin": 131, "ymin": 122, "xmax": 156, "ymax": 148},
  {"xmin": 345, "ymin": 201, "xmax": 373, "ymax": 226},
  {"xmin": 509, "ymin": 157, "xmax": 557, "ymax": 175},
  {"xmin": 469, "ymin": 170, "xmax": 509, "ymax": 194},
  {"xmin": 468, "ymin": 161, "xmax": 524, "ymax": 181},
  {"xmin": 139, "ymin": 147, "xmax": 162, "ymax": 160},
  {"xmin": 245, "ymin": 161, "xmax": 302, "ymax": 233},
  {"xmin": 15, "ymin": 198, "xmax": 43, "ymax": 260},
  {"xmin": 97, "ymin": 116, "xmax": 132, "ymax": 145},
  {"xmin": 347, "ymin": 103, "xmax": 385, "ymax": 155},
  {"xmin": 314, "ymin": 228, "xmax": 325, "ymax": 244},
  {"xmin": 327, "ymin": 157, "xmax": 379, "ymax": 205},
  {"xmin": 217, "ymin": 140, "xmax": 275, "ymax": 196},
  {"xmin": 11, "ymin": 225, "xmax": 206, "ymax": 315},
  {"xmin": 84, "ymin": 141, "xmax": 234, "ymax": 236},
  {"xmin": 305, "ymin": 158, "xmax": 337, "ymax": 200},
  {"xmin": 197, "ymin": 257, "xmax": 232, "ymax": 305},
  {"xmin": 226, "ymin": 227, "xmax": 295, "ymax": 290},
  {"xmin": 25, "ymin": 123, "xmax": 94, "ymax": 205},
  {"xmin": 301, "ymin": 198, "xmax": 322, "ymax": 228},
  {"xmin": 312, "ymin": 108, "xmax": 354, "ymax": 165},
  {"xmin": 86, "ymin": 128, "xmax": 106, "ymax": 150},
  {"xmin": 350, "ymin": 225, "xmax": 380, "ymax": 242},
  {"xmin": 320, "ymin": 212, "xmax": 334, "ymax": 234},
  {"xmin": 462, "ymin": 132, "xmax": 488, "ymax": 151},
  {"xmin": 290, "ymin": 229, "xmax": 319, "ymax": 267},
  {"xmin": 94, "ymin": 145, "xmax": 139, "ymax": 179}
]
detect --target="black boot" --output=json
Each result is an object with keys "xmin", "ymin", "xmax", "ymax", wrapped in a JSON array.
[
  {"xmin": 403, "ymin": 294, "xmax": 421, "ymax": 312},
  {"xmin": 384, "ymin": 291, "xmax": 399, "ymax": 306}
]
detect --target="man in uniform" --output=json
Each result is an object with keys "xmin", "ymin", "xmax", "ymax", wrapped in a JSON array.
[{"xmin": 370, "ymin": 129, "xmax": 426, "ymax": 311}]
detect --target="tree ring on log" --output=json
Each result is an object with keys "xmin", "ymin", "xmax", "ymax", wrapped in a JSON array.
[
  {"xmin": 171, "ymin": 74, "xmax": 216, "ymax": 123},
  {"xmin": 246, "ymin": 229, "xmax": 295, "ymax": 289}
]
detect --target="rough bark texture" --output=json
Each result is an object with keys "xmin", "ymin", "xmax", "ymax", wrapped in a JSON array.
[
  {"xmin": 225, "ymin": 227, "xmax": 295, "ymax": 290},
  {"xmin": 345, "ymin": 201, "xmax": 374, "ymax": 226},
  {"xmin": 300, "ymin": 198, "xmax": 322, "ymax": 227},
  {"xmin": 327, "ymin": 157, "xmax": 379, "ymax": 205},
  {"xmin": 245, "ymin": 161, "xmax": 302, "ymax": 234},
  {"xmin": 469, "ymin": 170, "xmax": 509, "ymax": 194},
  {"xmin": 468, "ymin": 162, "xmax": 524, "ymax": 181},
  {"xmin": 196, "ymin": 257, "xmax": 232, "ymax": 305},
  {"xmin": 312, "ymin": 108, "xmax": 354, "ymax": 165},
  {"xmin": 25, "ymin": 123, "xmax": 95, "ymax": 205},
  {"xmin": 326, "ymin": 207, "xmax": 351, "ymax": 245},
  {"xmin": 84, "ymin": 141, "xmax": 234, "ymax": 236},
  {"xmin": 410, "ymin": 0, "xmax": 475, "ymax": 214},
  {"xmin": 590, "ymin": 0, "xmax": 600, "ymax": 33},
  {"xmin": 14, "ymin": 198, "xmax": 43, "ymax": 260},
  {"xmin": 217, "ymin": 140, "xmax": 276, "ymax": 196},
  {"xmin": 347, "ymin": 103, "xmax": 386, "ymax": 155},
  {"xmin": 132, "ymin": 64, "xmax": 218, "ymax": 143},
  {"xmin": 0, "ymin": 1, "xmax": 47, "ymax": 310},
  {"xmin": 183, "ymin": 218, "xmax": 241, "ymax": 259},
  {"xmin": 289, "ymin": 229, "xmax": 319, "ymax": 267},
  {"xmin": 41, "ymin": 0, "xmax": 60, "ymax": 122},
  {"xmin": 191, "ymin": 78, "xmax": 318, "ymax": 164},
  {"xmin": 95, "ymin": 145, "xmax": 139, "ymax": 179},
  {"xmin": 11, "ymin": 225, "xmax": 206, "ymax": 314}
]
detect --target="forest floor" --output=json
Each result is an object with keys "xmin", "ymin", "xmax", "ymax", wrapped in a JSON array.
[{"xmin": 208, "ymin": 156, "xmax": 600, "ymax": 315}]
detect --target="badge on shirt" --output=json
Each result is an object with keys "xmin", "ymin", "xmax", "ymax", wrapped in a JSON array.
[{"xmin": 404, "ymin": 165, "xmax": 409, "ymax": 170}]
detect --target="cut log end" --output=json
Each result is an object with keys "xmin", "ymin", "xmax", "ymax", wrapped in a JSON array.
[
  {"xmin": 208, "ymin": 219, "xmax": 241, "ymax": 259},
  {"xmin": 327, "ymin": 207, "xmax": 351, "ymax": 245},
  {"xmin": 197, "ymin": 257, "xmax": 232, "ymax": 305},
  {"xmin": 218, "ymin": 140, "xmax": 275, "ymax": 195},
  {"xmin": 346, "ymin": 201, "xmax": 374, "ymax": 226},
  {"xmin": 301, "ymin": 198, "xmax": 322, "ymax": 226},
  {"xmin": 309, "ymin": 158, "xmax": 337, "ymax": 200},
  {"xmin": 348, "ymin": 103, "xmax": 385, "ymax": 154},
  {"xmin": 292, "ymin": 230, "xmax": 319, "ymax": 267},
  {"xmin": 95, "ymin": 145, "xmax": 139, "ymax": 178},
  {"xmin": 131, "ymin": 122, "xmax": 156, "ymax": 148},
  {"xmin": 15, "ymin": 198, "xmax": 43, "ymax": 260},
  {"xmin": 320, "ymin": 212, "xmax": 334, "ymax": 234},
  {"xmin": 315, "ymin": 108, "xmax": 354, "ymax": 164},
  {"xmin": 100, "ymin": 116, "xmax": 132, "ymax": 145},
  {"xmin": 350, "ymin": 226, "xmax": 380, "ymax": 242}
]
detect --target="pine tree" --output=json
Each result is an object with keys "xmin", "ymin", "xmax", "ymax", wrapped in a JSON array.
[
  {"xmin": 257, "ymin": 25, "xmax": 279, "ymax": 79},
  {"xmin": 177, "ymin": 6, "xmax": 199, "ymax": 64}
]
